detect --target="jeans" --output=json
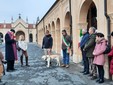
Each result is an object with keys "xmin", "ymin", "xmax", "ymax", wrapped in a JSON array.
[{"xmin": 62, "ymin": 49, "xmax": 69, "ymax": 65}]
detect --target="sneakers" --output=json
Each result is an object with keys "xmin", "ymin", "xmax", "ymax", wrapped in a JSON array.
[
  {"xmin": 61, "ymin": 64, "xmax": 65, "ymax": 67},
  {"xmin": 65, "ymin": 65, "xmax": 69, "ymax": 68},
  {"xmin": 61, "ymin": 64, "xmax": 69, "ymax": 68}
]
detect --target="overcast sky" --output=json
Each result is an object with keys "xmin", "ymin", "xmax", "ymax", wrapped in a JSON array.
[{"xmin": 0, "ymin": 0, "xmax": 56, "ymax": 23}]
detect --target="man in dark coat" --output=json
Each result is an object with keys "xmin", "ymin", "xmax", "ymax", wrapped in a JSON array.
[
  {"xmin": 83, "ymin": 27, "xmax": 97, "ymax": 80},
  {"xmin": 42, "ymin": 30, "xmax": 53, "ymax": 56},
  {"xmin": 80, "ymin": 29, "xmax": 89, "ymax": 74},
  {"xmin": 5, "ymin": 29, "xmax": 17, "ymax": 72},
  {"xmin": 61, "ymin": 30, "xmax": 72, "ymax": 68}
]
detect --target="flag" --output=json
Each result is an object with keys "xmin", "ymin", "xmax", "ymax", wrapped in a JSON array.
[{"xmin": 78, "ymin": 29, "xmax": 83, "ymax": 48}]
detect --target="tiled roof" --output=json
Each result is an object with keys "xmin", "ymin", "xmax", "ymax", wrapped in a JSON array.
[
  {"xmin": 28, "ymin": 24, "xmax": 34, "ymax": 28},
  {"xmin": 6, "ymin": 24, "xmax": 12, "ymax": 28},
  {"xmin": 0, "ymin": 23, "xmax": 35, "ymax": 29},
  {"xmin": 0, "ymin": 24, "xmax": 4, "ymax": 28}
]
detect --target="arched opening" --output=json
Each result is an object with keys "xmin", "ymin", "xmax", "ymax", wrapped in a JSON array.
[
  {"xmin": 56, "ymin": 18, "xmax": 61, "ymax": 53},
  {"xmin": 79, "ymin": 0, "xmax": 97, "ymax": 30},
  {"xmin": 48, "ymin": 24, "xmax": 51, "ymax": 33},
  {"xmin": 0, "ymin": 32, "xmax": 3, "ymax": 43},
  {"xmin": 16, "ymin": 31, "xmax": 25, "ymax": 41},
  {"xmin": 75, "ymin": 0, "xmax": 97, "ymax": 63},
  {"xmin": 46, "ymin": 26, "xmax": 48, "ymax": 30},
  {"xmin": 64, "ymin": 12, "xmax": 71, "ymax": 35},
  {"xmin": 44, "ymin": 27, "xmax": 46, "ymax": 34},
  {"xmin": 87, "ymin": 2, "xmax": 97, "ymax": 29},
  {"xmin": 29, "ymin": 33, "xmax": 33, "ymax": 42},
  {"xmin": 52, "ymin": 21, "xmax": 56, "ymax": 51}
]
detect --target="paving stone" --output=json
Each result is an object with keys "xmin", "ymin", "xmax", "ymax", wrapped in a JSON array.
[{"xmin": 0, "ymin": 43, "xmax": 113, "ymax": 85}]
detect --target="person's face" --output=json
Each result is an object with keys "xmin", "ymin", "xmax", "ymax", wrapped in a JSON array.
[
  {"xmin": 96, "ymin": 36, "xmax": 99, "ymax": 41},
  {"xmin": 46, "ymin": 31, "xmax": 49, "ymax": 35},
  {"xmin": 11, "ymin": 31, "xmax": 14, "ymax": 35},
  {"xmin": 82, "ymin": 31, "xmax": 86, "ymax": 35},
  {"xmin": 62, "ymin": 31, "xmax": 66, "ymax": 36},
  {"xmin": 89, "ymin": 28, "xmax": 93, "ymax": 35},
  {"xmin": 111, "ymin": 36, "xmax": 113, "ymax": 39}
]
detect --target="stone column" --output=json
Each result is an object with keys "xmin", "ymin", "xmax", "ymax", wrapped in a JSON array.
[
  {"xmin": 56, "ymin": 29, "xmax": 61, "ymax": 53},
  {"xmin": 51, "ymin": 30, "xmax": 56, "ymax": 52}
]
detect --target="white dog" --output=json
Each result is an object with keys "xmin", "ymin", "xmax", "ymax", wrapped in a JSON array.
[{"xmin": 42, "ymin": 55, "xmax": 60, "ymax": 67}]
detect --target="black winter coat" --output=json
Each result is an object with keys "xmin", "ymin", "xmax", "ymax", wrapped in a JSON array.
[
  {"xmin": 42, "ymin": 34, "xmax": 53, "ymax": 49},
  {"xmin": 5, "ymin": 33, "xmax": 16, "ymax": 61}
]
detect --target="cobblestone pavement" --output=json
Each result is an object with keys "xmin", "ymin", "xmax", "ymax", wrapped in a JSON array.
[{"xmin": 0, "ymin": 43, "xmax": 113, "ymax": 85}]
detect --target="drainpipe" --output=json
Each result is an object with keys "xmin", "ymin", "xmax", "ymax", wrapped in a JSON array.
[
  {"xmin": 36, "ymin": 17, "xmax": 39, "ymax": 44},
  {"xmin": 69, "ymin": 0, "xmax": 72, "ymax": 37},
  {"xmin": 104, "ymin": 0, "xmax": 112, "ymax": 80},
  {"xmin": 69, "ymin": 0, "xmax": 73, "ymax": 56}
]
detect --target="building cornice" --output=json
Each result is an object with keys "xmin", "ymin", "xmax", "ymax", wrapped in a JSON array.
[{"xmin": 37, "ymin": 0, "xmax": 59, "ymax": 25}]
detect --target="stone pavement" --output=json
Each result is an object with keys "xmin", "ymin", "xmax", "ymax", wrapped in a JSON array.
[{"xmin": 0, "ymin": 43, "xmax": 113, "ymax": 85}]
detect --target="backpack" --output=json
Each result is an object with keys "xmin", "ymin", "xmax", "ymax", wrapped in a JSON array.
[{"xmin": 103, "ymin": 44, "xmax": 111, "ymax": 54}]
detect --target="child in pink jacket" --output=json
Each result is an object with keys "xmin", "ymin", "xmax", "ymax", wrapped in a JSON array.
[{"xmin": 93, "ymin": 33, "xmax": 107, "ymax": 84}]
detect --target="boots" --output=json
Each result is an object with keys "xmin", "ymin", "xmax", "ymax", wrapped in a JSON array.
[
  {"xmin": 20, "ymin": 55, "xmax": 23, "ymax": 67},
  {"xmin": 25, "ymin": 57, "xmax": 30, "ymax": 67}
]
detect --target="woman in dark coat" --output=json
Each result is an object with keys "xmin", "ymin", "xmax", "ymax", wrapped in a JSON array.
[
  {"xmin": 5, "ymin": 29, "xmax": 17, "ymax": 72},
  {"xmin": 108, "ymin": 32, "xmax": 113, "ymax": 75}
]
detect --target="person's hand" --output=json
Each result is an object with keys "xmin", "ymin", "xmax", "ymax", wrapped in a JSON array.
[
  {"xmin": 83, "ymin": 48, "xmax": 85, "ymax": 51},
  {"xmin": 2, "ymin": 60, "xmax": 7, "ymax": 64}
]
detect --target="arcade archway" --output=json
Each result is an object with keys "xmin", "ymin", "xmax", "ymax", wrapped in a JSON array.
[
  {"xmin": 64, "ymin": 12, "xmax": 71, "ymax": 35},
  {"xmin": 79, "ymin": 0, "xmax": 97, "ymax": 30},
  {"xmin": 16, "ymin": 31, "xmax": 25, "ymax": 41},
  {"xmin": 56, "ymin": 18, "xmax": 61, "ymax": 53}
]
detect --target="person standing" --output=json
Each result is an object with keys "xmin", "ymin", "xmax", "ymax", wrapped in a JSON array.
[
  {"xmin": 0, "ymin": 51, "xmax": 4, "ymax": 83},
  {"xmin": 80, "ymin": 29, "xmax": 89, "ymax": 73},
  {"xmin": 61, "ymin": 30, "xmax": 72, "ymax": 68},
  {"xmin": 108, "ymin": 32, "xmax": 113, "ymax": 75},
  {"xmin": 83, "ymin": 27, "xmax": 97, "ymax": 79},
  {"xmin": 93, "ymin": 33, "xmax": 106, "ymax": 83},
  {"xmin": 5, "ymin": 29, "xmax": 17, "ymax": 72},
  {"xmin": 42, "ymin": 30, "xmax": 53, "ymax": 56},
  {"xmin": 18, "ymin": 35, "xmax": 30, "ymax": 67}
]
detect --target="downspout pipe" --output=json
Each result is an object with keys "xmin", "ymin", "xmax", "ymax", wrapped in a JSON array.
[
  {"xmin": 69, "ymin": 0, "xmax": 72, "ymax": 37},
  {"xmin": 104, "ymin": 0, "xmax": 112, "ymax": 80},
  {"xmin": 69, "ymin": 0, "xmax": 73, "ymax": 56}
]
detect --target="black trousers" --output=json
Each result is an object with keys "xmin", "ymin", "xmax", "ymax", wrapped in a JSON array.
[
  {"xmin": 7, "ymin": 60, "xmax": 14, "ymax": 71},
  {"xmin": 81, "ymin": 49, "xmax": 89, "ymax": 73},
  {"xmin": 97, "ymin": 65, "xmax": 104, "ymax": 80}
]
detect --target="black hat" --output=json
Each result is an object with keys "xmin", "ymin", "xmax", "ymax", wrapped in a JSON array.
[
  {"xmin": 111, "ymin": 32, "xmax": 113, "ymax": 36},
  {"xmin": 10, "ymin": 29, "xmax": 15, "ymax": 33}
]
